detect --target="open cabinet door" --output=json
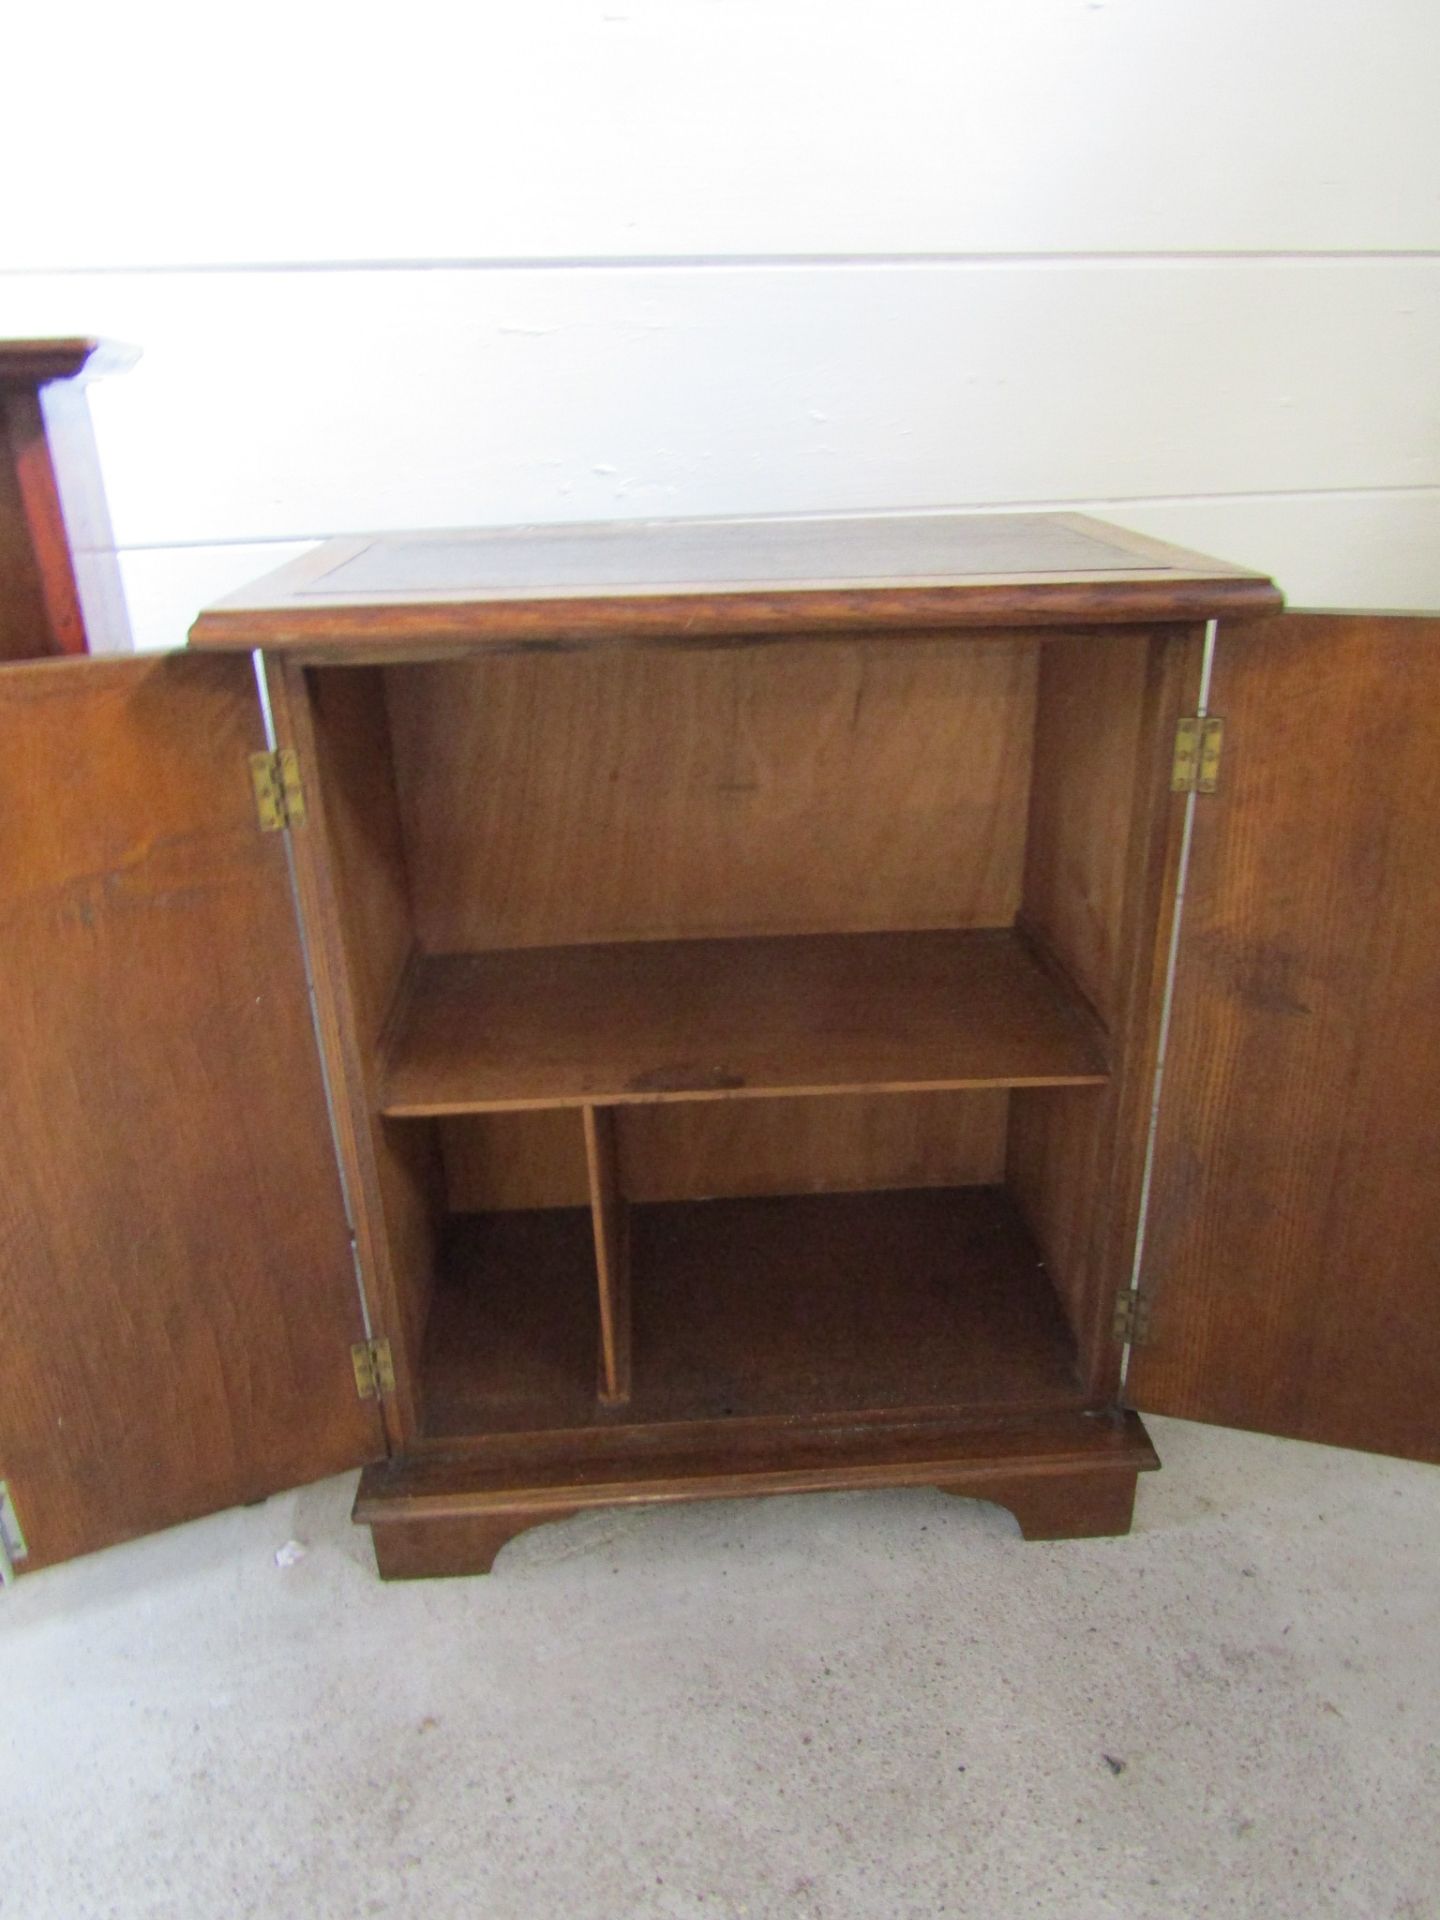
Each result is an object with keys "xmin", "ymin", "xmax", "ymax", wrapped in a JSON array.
[
  {"xmin": 1128, "ymin": 612, "xmax": 1440, "ymax": 1461},
  {"xmin": 0, "ymin": 653, "xmax": 385, "ymax": 1574}
]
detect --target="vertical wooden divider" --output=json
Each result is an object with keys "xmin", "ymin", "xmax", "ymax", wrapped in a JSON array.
[{"xmin": 584, "ymin": 1105, "xmax": 632, "ymax": 1406}]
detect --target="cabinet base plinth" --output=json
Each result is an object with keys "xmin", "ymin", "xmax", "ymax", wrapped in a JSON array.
[
  {"xmin": 370, "ymin": 1507, "xmax": 582, "ymax": 1580},
  {"xmin": 937, "ymin": 1464, "xmax": 1140, "ymax": 1540},
  {"xmin": 354, "ymin": 1410, "xmax": 1157, "ymax": 1579}
]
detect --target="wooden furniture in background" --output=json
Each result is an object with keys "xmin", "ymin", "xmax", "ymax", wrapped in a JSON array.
[
  {"xmin": 0, "ymin": 339, "xmax": 133, "ymax": 660},
  {"xmin": 3, "ymin": 392, "xmax": 1438, "ymax": 1583}
]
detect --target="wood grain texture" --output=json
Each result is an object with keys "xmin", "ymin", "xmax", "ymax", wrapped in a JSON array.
[
  {"xmin": 33, "ymin": 377, "xmax": 132, "ymax": 654},
  {"xmin": 0, "ymin": 394, "xmax": 58, "ymax": 661},
  {"xmin": 1129, "ymin": 613, "xmax": 1440, "ymax": 1462},
  {"xmin": 355, "ymin": 1409, "xmax": 1157, "ymax": 1578},
  {"xmin": 0, "ymin": 389, "xmax": 86, "ymax": 657},
  {"xmin": 936, "ymin": 1463, "xmax": 1143, "ymax": 1542},
  {"xmin": 441, "ymin": 1109, "xmax": 592, "ymax": 1211},
  {"xmin": 384, "ymin": 636, "xmax": 1036, "ymax": 951},
  {"xmin": 0, "ymin": 342, "xmax": 132, "ymax": 660},
  {"xmin": 1005, "ymin": 1086, "xmax": 1107, "ymax": 1343},
  {"xmin": 367, "ymin": 1507, "xmax": 581, "ymax": 1580},
  {"xmin": 1020, "ymin": 633, "xmax": 1152, "ymax": 1026},
  {"xmin": 299, "ymin": 668, "xmax": 415, "ymax": 1053},
  {"xmin": 419, "ymin": 1188, "xmax": 1086, "ymax": 1438},
  {"xmin": 190, "ymin": 512, "xmax": 1279, "ymax": 655},
  {"xmin": 266, "ymin": 661, "xmax": 439, "ymax": 1448},
  {"xmin": 1011, "ymin": 627, "xmax": 1206, "ymax": 1392},
  {"xmin": 380, "ymin": 929, "xmax": 1109, "ymax": 1116},
  {"xmin": 0, "ymin": 654, "xmax": 382, "ymax": 1572},
  {"xmin": 440, "ymin": 1091, "xmax": 1009, "ymax": 1211},
  {"xmin": 1009, "ymin": 631, "xmax": 1150, "ymax": 1338},
  {"xmin": 617, "ymin": 1090, "xmax": 1009, "ymax": 1204},
  {"xmin": 585, "ymin": 1107, "xmax": 631, "ymax": 1406},
  {"xmin": 120, "ymin": 490, "xmax": 1440, "ymax": 658}
]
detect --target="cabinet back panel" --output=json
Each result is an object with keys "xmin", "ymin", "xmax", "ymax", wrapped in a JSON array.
[
  {"xmin": 441, "ymin": 1089, "xmax": 1008, "ymax": 1211},
  {"xmin": 383, "ymin": 637, "xmax": 1038, "ymax": 952}
]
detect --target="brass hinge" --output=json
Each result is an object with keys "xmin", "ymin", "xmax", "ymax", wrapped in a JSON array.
[
  {"xmin": 1171, "ymin": 716, "xmax": 1224, "ymax": 793},
  {"xmin": 249, "ymin": 748, "xmax": 307, "ymax": 832},
  {"xmin": 1112, "ymin": 1292, "xmax": 1152, "ymax": 1346},
  {"xmin": 0, "ymin": 1481, "xmax": 30, "ymax": 1587},
  {"xmin": 351, "ymin": 1337, "xmax": 396, "ymax": 1401}
]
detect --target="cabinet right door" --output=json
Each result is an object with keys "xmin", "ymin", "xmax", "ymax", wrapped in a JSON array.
[{"xmin": 1127, "ymin": 611, "xmax": 1440, "ymax": 1461}]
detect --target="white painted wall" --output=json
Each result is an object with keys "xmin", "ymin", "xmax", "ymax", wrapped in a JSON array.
[{"xmin": 1, "ymin": 0, "xmax": 1436, "ymax": 648}]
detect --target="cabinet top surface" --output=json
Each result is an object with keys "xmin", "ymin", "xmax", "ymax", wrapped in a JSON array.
[{"xmin": 189, "ymin": 509, "xmax": 1281, "ymax": 657}]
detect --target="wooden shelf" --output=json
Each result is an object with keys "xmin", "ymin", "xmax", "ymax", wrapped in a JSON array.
[
  {"xmin": 380, "ymin": 928, "xmax": 1107, "ymax": 1116},
  {"xmin": 420, "ymin": 1186, "xmax": 1085, "ymax": 1438}
]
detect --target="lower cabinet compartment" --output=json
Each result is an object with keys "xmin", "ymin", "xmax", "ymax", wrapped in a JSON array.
[
  {"xmin": 420, "ymin": 1185, "xmax": 1087, "ymax": 1439},
  {"xmin": 358, "ymin": 1089, "xmax": 1156, "ymax": 1576}
]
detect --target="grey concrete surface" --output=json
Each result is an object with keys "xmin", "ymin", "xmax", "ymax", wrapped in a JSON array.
[{"xmin": 3, "ymin": 1414, "xmax": 1437, "ymax": 1920}]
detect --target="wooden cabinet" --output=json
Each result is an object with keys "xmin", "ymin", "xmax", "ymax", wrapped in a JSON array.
[
  {"xmin": 3, "ymin": 361, "xmax": 1437, "ymax": 1581},
  {"xmin": 0, "ymin": 339, "xmax": 131, "ymax": 661}
]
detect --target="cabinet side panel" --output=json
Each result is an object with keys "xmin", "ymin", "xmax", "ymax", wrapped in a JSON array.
[
  {"xmin": 1013, "ymin": 628, "xmax": 1204, "ymax": 1388},
  {"xmin": 441, "ymin": 1091, "xmax": 1008, "ymax": 1210},
  {"xmin": 270, "ymin": 664, "xmax": 440, "ymax": 1446},
  {"xmin": 375, "ymin": 1119, "xmax": 445, "ymax": 1422},
  {"xmin": 1021, "ymin": 633, "xmax": 1149, "ymax": 1025},
  {"xmin": 1007, "ymin": 1087, "xmax": 1106, "ymax": 1348},
  {"xmin": 0, "ymin": 654, "xmax": 381, "ymax": 1572},
  {"xmin": 304, "ymin": 669, "xmax": 415, "ymax": 1052},
  {"xmin": 1130, "ymin": 613, "xmax": 1440, "ymax": 1461},
  {"xmin": 384, "ymin": 638, "xmax": 1038, "ymax": 952}
]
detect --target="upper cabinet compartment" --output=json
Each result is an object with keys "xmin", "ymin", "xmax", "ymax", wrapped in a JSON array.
[
  {"xmin": 197, "ymin": 510, "xmax": 1277, "ymax": 1131},
  {"xmin": 373, "ymin": 633, "xmax": 1107, "ymax": 1115}
]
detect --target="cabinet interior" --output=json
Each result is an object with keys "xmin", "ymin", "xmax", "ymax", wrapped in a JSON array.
[{"xmin": 297, "ymin": 627, "xmax": 1165, "ymax": 1448}]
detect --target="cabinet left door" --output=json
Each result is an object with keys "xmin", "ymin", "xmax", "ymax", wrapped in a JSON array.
[{"xmin": 0, "ymin": 652, "xmax": 386, "ymax": 1574}]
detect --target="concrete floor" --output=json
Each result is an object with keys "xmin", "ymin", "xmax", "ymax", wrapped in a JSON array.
[{"xmin": 3, "ymin": 1415, "xmax": 1437, "ymax": 1920}]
